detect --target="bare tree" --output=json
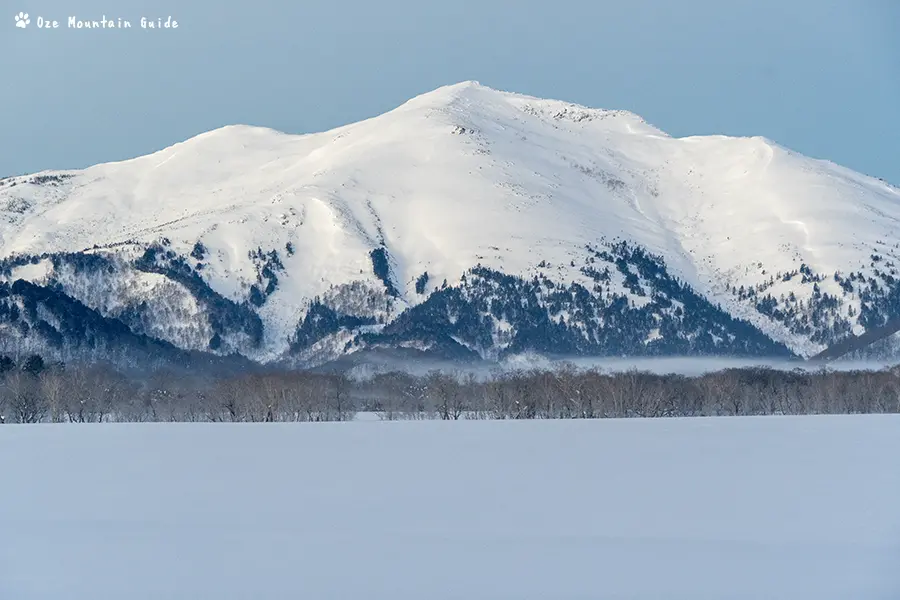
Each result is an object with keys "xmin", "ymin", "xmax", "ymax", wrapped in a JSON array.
[
  {"xmin": 1, "ymin": 356, "xmax": 898, "ymax": 424},
  {"xmin": 40, "ymin": 367, "xmax": 68, "ymax": 423},
  {"xmin": 2, "ymin": 371, "xmax": 47, "ymax": 424},
  {"xmin": 425, "ymin": 370, "xmax": 467, "ymax": 420}
]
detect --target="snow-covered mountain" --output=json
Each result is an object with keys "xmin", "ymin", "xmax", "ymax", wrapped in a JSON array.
[{"xmin": 2, "ymin": 81, "xmax": 899, "ymax": 366}]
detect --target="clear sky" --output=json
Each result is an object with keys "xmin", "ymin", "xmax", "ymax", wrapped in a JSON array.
[{"xmin": 2, "ymin": 0, "xmax": 898, "ymax": 183}]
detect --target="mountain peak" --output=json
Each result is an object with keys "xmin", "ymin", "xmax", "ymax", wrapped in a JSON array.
[
  {"xmin": 445, "ymin": 79, "xmax": 484, "ymax": 90},
  {"xmin": 399, "ymin": 80, "xmax": 494, "ymax": 110}
]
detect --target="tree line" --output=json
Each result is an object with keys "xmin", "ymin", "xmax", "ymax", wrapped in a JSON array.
[{"xmin": 1, "ymin": 354, "xmax": 899, "ymax": 423}]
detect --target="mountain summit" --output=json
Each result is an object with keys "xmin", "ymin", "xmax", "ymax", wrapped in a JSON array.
[{"xmin": 2, "ymin": 82, "xmax": 899, "ymax": 366}]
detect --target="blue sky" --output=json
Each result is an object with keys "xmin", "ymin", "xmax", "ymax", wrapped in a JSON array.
[{"xmin": 2, "ymin": 0, "xmax": 898, "ymax": 183}]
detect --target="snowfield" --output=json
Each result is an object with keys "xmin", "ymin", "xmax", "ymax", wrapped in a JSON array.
[{"xmin": 2, "ymin": 416, "xmax": 899, "ymax": 599}]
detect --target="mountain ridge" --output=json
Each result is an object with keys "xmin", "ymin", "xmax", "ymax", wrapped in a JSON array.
[{"xmin": 2, "ymin": 81, "xmax": 899, "ymax": 366}]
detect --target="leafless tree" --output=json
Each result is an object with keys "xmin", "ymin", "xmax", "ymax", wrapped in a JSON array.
[
  {"xmin": 40, "ymin": 366, "xmax": 68, "ymax": 423},
  {"xmin": 2, "ymin": 371, "xmax": 47, "ymax": 424},
  {"xmin": 424, "ymin": 370, "xmax": 467, "ymax": 420},
  {"xmin": 2, "ymin": 356, "xmax": 899, "ymax": 424}
]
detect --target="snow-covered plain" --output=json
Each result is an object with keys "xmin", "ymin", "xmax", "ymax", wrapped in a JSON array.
[{"xmin": 2, "ymin": 416, "xmax": 899, "ymax": 599}]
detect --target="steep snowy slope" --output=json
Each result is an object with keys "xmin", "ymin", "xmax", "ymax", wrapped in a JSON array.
[{"xmin": 1, "ymin": 81, "xmax": 899, "ymax": 364}]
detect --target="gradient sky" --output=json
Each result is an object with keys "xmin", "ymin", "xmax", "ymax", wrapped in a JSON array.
[{"xmin": 2, "ymin": 0, "xmax": 898, "ymax": 183}]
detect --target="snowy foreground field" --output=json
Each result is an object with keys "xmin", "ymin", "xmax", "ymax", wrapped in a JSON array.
[{"xmin": 3, "ymin": 416, "xmax": 900, "ymax": 600}]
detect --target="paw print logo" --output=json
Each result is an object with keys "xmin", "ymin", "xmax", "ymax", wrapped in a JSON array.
[{"xmin": 15, "ymin": 12, "xmax": 30, "ymax": 28}]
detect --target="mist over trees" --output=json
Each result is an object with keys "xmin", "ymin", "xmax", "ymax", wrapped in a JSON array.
[{"xmin": 1, "ymin": 353, "xmax": 899, "ymax": 424}]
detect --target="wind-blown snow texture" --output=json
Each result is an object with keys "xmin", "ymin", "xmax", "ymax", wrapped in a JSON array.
[
  {"xmin": 2, "ymin": 81, "xmax": 900, "ymax": 365},
  {"xmin": 2, "ymin": 416, "xmax": 899, "ymax": 599}
]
